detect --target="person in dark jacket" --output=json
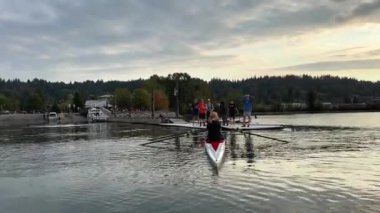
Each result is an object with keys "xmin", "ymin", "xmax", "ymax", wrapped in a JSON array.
[
  {"xmin": 207, "ymin": 111, "xmax": 224, "ymax": 141},
  {"xmin": 218, "ymin": 101, "xmax": 228, "ymax": 126},
  {"xmin": 191, "ymin": 99, "xmax": 199, "ymax": 125},
  {"xmin": 228, "ymin": 101, "xmax": 237, "ymax": 124}
]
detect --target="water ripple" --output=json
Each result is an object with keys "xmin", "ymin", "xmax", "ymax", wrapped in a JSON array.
[{"xmin": 1, "ymin": 118, "xmax": 380, "ymax": 213}]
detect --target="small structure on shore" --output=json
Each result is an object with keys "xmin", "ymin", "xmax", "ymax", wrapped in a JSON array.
[
  {"xmin": 87, "ymin": 107, "xmax": 110, "ymax": 122},
  {"xmin": 85, "ymin": 95, "xmax": 113, "ymax": 122},
  {"xmin": 47, "ymin": 112, "xmax": 59, "ymax": 121}
]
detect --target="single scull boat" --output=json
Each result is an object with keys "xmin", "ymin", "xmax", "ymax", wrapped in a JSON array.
[{"xmin": 205, "ymin": 140, "xmax": 226, "ymax": 169}]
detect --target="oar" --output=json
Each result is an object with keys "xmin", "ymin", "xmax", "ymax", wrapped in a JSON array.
[
  {"xmin": 241, "ymin": 130, "xmax": 290, "ymax": 144},
  {"xmin": 141, "ymin": 129, "xmax": 207, "ymax": 146}
]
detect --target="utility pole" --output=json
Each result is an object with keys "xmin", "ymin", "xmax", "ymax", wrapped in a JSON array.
[{"xmin": 175, "ymin": 79, "xmax": 179, "ymax": 118}]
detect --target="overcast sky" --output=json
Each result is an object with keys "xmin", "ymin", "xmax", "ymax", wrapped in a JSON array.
[{"xmin": 1, "ymin": 0, "xmax": 380, "ymax": 82}]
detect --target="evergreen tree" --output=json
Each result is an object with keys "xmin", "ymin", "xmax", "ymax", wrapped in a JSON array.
[
  {"xmin": 50, "ymin": 102, "xmax": 61, "ymax": 113},
  {"xmin": 113, "ymin": 88, "xmax": 132, "ymax": 110},
  {"xmin": 132, "ymin": 89, "xmax": 150, "ymax": 110},
  {"xmin": 72, "ymin": 92, "xmax": 84, "ymax": 112}
]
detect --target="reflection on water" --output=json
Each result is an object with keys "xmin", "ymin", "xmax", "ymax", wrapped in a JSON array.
[
  {"xmin": 244, "ymin": 135, "xmax": 255, "ymax": 163},
  {"xmin": 0, "ymin": 113, "xmax": 380, "ymax": 213}
]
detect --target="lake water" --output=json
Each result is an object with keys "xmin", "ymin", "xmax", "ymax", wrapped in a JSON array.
[{"xmin": 0, "ymin": 112, "xmax": 379, "ymax": 213}]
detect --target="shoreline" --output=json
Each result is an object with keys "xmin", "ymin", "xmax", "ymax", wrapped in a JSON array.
[
  {"xmin": 0, "ymin": 113, "xmax": 87, "ymax": 127},
  {"xmin": 1, "ymin": 110, "xmax": 379, "ymax": 127},
  {"xmin": 184, "ymin": 110, "xmax": 380, "ymax": 118},
  {"xmin": 253, "ymin": 109, "xmax": 380, "ymax": 116}
]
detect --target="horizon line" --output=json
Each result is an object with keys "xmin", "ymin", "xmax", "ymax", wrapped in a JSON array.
[{"xmin": 1, "ymin": 73, "xmax": 379, "ymax": 84}]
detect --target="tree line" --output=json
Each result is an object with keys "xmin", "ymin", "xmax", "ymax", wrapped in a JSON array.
[{"xmin": 0, "ymin": 74, "xmax": 379, "ymax": 114}]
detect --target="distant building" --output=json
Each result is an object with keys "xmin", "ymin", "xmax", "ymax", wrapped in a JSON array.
[
  {"xmin": 85, "ymin": 100, "xmax": 110, "ymax": 109},
  {"xmin": 320, "ymin": 102, "xmax": 333, "ymax": 110},
  {"xmin": 85, "ymin": 94, "xmax": 113, "ymax": 109},
  {"xmin": 98, "ymin": 94, "xmax": 113, "ymax": 100},
  {"xmin": 358, "ymin": 96, "xmax": 380, "ymax": 104},
  {"xmin": 335, "ymin": 103, "xmax": 367, "ymax": 110},
  {"xmin": 280, "ymin": 102, "xmax": 307, "ymax": 111}
]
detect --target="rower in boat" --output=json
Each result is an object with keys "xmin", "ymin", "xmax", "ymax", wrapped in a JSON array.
[
  {"xmin": 207, "ymin": 112, "xmax": 224, "ymax": 142},
  {"xmin": 205, "ymin": 111, "xmax": 225, "ymax": 168}
]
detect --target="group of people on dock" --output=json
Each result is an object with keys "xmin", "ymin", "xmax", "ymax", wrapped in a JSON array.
[
  {"xmin": 191, "ymin": 94, "xmax": 254, "ymax": 127},
  {"xmin": 200, "ymin": 94, "xmax": 254, "ymax": 142}
]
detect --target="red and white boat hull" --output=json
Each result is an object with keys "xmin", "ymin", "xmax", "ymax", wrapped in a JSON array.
[{"xmin": 205, "ymin": 140, "xmax": 226, "ymax": 169}]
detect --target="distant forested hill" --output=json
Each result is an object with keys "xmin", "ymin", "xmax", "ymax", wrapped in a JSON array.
[
  {"xmin": 209, "ymin": 75, "xmax": 380, "ymax": 104},
  {"xmin": 0, "ymin": 74, "xmax": 379, "ymax": 113}
]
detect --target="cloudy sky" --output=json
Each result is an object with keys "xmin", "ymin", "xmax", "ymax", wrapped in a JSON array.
[{"xmin": 1, "ymin": 0, "xmax": 380, "ymax": 82}]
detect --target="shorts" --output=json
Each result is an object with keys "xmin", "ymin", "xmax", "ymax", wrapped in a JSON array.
[
  {"xmin": 199, "ymin": 112, "xmax": 206, "ymax": 119},
  {"xmin": 243, "ymin": 111, "xmax": 251, "ymax": 117}
]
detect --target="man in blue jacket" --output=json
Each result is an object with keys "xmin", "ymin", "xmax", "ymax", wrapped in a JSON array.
[{"xmin": 242, "ymin": 94, "xmax": 253, "ymax": 127}]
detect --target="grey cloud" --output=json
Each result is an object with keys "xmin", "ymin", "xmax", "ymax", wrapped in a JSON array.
[
  {"xmin": 366, "ymin": 49, "xmax": 380, "ymax": 56},
  {"xmin": 278, "ymin": 59, "xmax": 380, "ymax": 71},
  {"xmin": 234, "ymin": 5, "xmax": 337, "ymax": 37},
  {"xmin": 350, "ymin": 0, "xmax": 380, "ymax": 18},
  {"xmin": 326, "ymin": 48, "xmax": 380, "ymax": 58},
  {"xmin": 0, "ymin": 0, "xmax": 379, "ymax": 81},
  {"xmin": 336, "ymin": 0, "xmax": 380, "ymax": 22}
]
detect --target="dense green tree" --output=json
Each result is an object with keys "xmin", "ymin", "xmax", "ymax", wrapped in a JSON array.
[
  {"xmin": 1, "ymin": 74, "xmax": 380, "ymax": 113},
  {"xmin": 144, "ymin": 75, "xmax": 164, "ymax": 117},
  {"xmin": 50, "ymin": 102, "xmax": 61, "ymax": 113},
  {"xmin": 132, "ymin": 89, "xmax": 150, "ymax": 110},
  {"xmin": 113, "ymin": 88, "xmax": 132, "ymax": 110},
  {"xmin": 353, "ymin": 96, "xmax": 359, "ymax": 103},
  {"xmin": 27, "ymin": 92, "xmax": 44, "ymax": 112},
  {"xmin": 307, "ymin": 90, "xmax": 318, "ymax": 110},
  {"xmin": 7, "ymin": 96, "xmax": 20, "ymax": 111},
  {"xmin": 72, "ymin": 92, "xmax": 84, "ymax": 112},
  {"xmin": 0, "ymin": 94, "xmax": 9, "ymax": 110},
  {"xmin": 344, "ymin": 96, "xmax": 352, "ymax": 104},
  {"xmin": 224, "ymin": 90, "xmax": 244, "ymax": 111}
]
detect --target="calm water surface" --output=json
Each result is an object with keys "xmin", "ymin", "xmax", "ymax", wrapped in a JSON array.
[{"xmin": 0, "ymin": 112, "xmax": 379, "ymax": 213}]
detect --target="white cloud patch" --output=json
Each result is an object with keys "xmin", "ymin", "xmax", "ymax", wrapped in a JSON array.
[{"xmin": 278, "ymin": 59, "xmax": 380, "ymax": 71}]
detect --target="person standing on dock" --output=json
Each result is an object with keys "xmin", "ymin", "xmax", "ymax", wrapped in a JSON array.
[
  {"xmin": 198, "ymin": 99, "xmax": 207, "ymax": 126},
  {"xmin": 206, "ymin": 98, "xmax": 214, "ymax": 120},
  {"xmin": 242, "ymin": 94, "xmax": 253, "ymax": 127},
  {"xmin": 228, "ymin": 101, "xmax": 237, "ymax": 124},
  {"xmin": 219, "ymin": 101, "xmax": 228, "ymax": 126},
  {"xmin": 207, "ymin": 112, "xmax": 224, "ymax": 142},
  {"xmin": 191, "ymin": 99, "xmax": 199, "ymax": 125}
]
